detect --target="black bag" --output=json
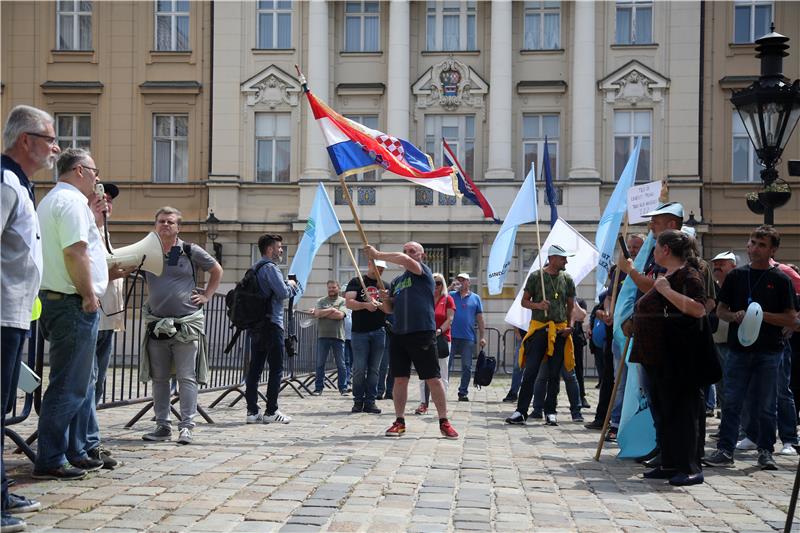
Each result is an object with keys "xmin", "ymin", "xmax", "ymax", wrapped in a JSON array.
[
  {"xmin": 472, "ymin": 349, "xmax": 496, "ymax": 388},
  {"xmin": 223, "ymin": 262, "xmax": 271, "ymax": 353},
  {"xmin": 436, "ymin": 335, "xmax": 449, "ymax": 359},
  {"xmin": 694, "ymin": 315, "xmax": 723, "ymax": 387}
]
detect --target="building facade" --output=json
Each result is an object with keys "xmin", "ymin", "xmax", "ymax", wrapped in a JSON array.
[{"xmin": 3, "ymin": 1, "xmax": 796, "ymax": 327}]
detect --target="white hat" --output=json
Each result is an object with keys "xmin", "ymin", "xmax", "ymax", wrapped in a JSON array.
[
  {"xmin": 680, "ymin": 225, "xmax": 697, "ymax": 238},
  {"xmin": 456, "ymin": 272, "xmax": 470, "ymax": 280},
  {"xmin": 643, "ymin": 201, "xmax": 684, "ymax": 219},
  {"xmin": 548, "ymin": 244, "xmax": 575, "ymax": 257},
  {"xmin": 738, "ymin": 302, "xmax": 763, "ymax": 347},
  {"xmin": 711, "ymin": 251, "xmax": 737, "ymax": 265},
  {"xmin": 373, "ymin": 260, "xmax": 387, "ymax": 268}
]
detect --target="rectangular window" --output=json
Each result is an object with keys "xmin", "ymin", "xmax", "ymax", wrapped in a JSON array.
[
  {"xmin": 732, "ymin": 112, "xmax": 764, "ymax": 182},
  {"xmin": 57, "ymin": 0, "xmax": 92, "ymax": 50},
  {"xmin": 155, "ymin": 0, "xmax": 190, "ymax": 51},
  {"xmin": 615, "ymin": 0, "xmax": 653, "ymax": 45},
  {"xmin": 255, "ymin": 113, "xmax": 291, "ymax": 183},
  {"xmin": 153, "ymin": 114, "xmax": 188, "ymax": 183},
  {"xmin": 424, "ymin": 114, "xmax": 475, "ymax": 177},
  {"xmin": 523, "ymin": 1, "xmax": 560, "ymax": 50},
  {"xmin": 343, "ymin": 115, "xmax": 380, "ymax": 181},
  {"xmin": 519, "ymin": 246, "xmax": 539, "ymax": 286},
  {"xmin": 344, "ymin": 1, "xmax": 379, "ymax": 52},
  {"xmin": 733, "ymin": 0, "xmax": 772, "ymax": 43},
  {"xmin": 336, "ymin": 246, "xmax": 371, "ymax": 289},
  {"xmin": 521, "ymin": 114, "xmax": 559, "ymax": 179},
  {"xmin": 613, "ymin": 110, "xmax": 651, "ymax": 182},
  {"xmin": 54, "ymin": 114, "xmax": 91, "ymax": 179},
  {"xmin": 426, "ymin": 1, "xmax": 476, "ymax": 52},
  {"xmin": 257, "ymin": 0, "xmax": 292, "ymax": 49}
]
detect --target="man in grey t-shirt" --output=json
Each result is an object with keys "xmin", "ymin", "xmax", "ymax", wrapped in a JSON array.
[{"xmin": 140, "ymin": 207, "xmax": 222, "ymax": 445}]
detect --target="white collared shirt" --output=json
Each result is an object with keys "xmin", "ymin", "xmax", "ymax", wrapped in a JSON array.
[{"xmin": 37, "ymin": 181, "xmax": 108, "ymax": 297}]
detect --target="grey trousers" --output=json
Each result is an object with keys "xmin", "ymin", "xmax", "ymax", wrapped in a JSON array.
[{"xmin": 147, "ymin": 337, "xmax": 198, "ymax": 430}]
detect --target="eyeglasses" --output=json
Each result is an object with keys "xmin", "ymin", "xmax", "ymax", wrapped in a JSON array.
[
  {"xmin": 25, "ymin": 132, "xmax": 57, "ymax": 147},
  {"xmin": 74, "ymin": 164, "xmax": 100, "ymax": 178},
  {"xmin": 435, "ymin": 281, "xmax": 443, "ymax": 286}
]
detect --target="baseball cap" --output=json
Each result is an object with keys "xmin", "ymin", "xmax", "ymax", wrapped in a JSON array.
[
  {"xmin": 680, "ymin": 225, "xmax": 697, "ymax": 238},
  {"xmin": 104, "ymin": 183, "xmax": 120, "ymax": 199},
  {"xmin": 548, "ymin": 244, "xmax": 575, "ymax": 257},
  {"xmin": 456, "ymin": 272, "xmax": 470, "ymax": 280},
  {"xmin": 711, "ymin": 251, "xmax": 737, "ymax": 264},
  {"xmin": 642, "ymin": 201, "xmax": 684, "ymax": 219},
  {"xmin": 373, "ymin": 260, "xmax": 387, "ymax": 268}
]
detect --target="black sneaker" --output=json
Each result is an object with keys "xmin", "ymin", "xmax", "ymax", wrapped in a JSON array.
[
  {"xmin": 502, "ymin": 393, "xmax": 518, "ymax": 403},
  {"xmin": 32, "ymin": 464, "xmax": 87, "ymax": 481},
  {"xmin": 351, "ymin": 402, "xmax": 364, "ymax": 413},
  {"xmin": 581, "ymin": 397, "xmax": 591, "ymax": 409},
  {"xmin": 6, "ymin": 493, "xmax": 41, "ymax": 513},
  {"xmin": 702, "ymin": 449, "xmax": 734, "ymax": 467},
  {"xmin": 88, "ymin": 447, "xmax": 120, "ymax": 470},
  {"xmin": 1, "ymin": 513, "xmax": 26, "ymax": 533},
  {"xmin": 363, "ymin": 403, "xmax": 382, "ymax": 414},
  {"xmin": 571, "ymin": 413, "xmax": 584, "ymax": 422},
  {"xmin": 384, "ymin": 393, "xmax": 393, "ymax": 400},
  {"xmin": 142, "ymin": 425, "xmax": 172, "ymax": 441},
  {"xmin": 545, "ymin": 414, "xmax": 558, "ymax": 426},
  {"xmin": 458, "ymin": 395, "xmax": 469, "ymax": 402},
  {"xmin": 69, "ymin": 457, "xmax": 103, "ymax": 472},
  {"xmin": 584, "ymin": 420, "xmax": 604, "ymax": 430},
  {"xmin": 758, "ymin": 449, "xmax": 778, "ymax": 470},
  {"xmin": 505, "ymin": 411, "xmax": 526, "ymax": 425},
  {"xmin": 530, "ymin": 409, "xmax": 543, "ymax": 420}
]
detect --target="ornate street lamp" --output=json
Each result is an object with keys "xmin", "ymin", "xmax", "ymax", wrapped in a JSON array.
[
  {"xmin": 205, "ymin": 210, "xmax": 222, "ymax": 262},
  {"xmin": 730, "ymin": 24, "xmax": 800, "ymax": 225}
]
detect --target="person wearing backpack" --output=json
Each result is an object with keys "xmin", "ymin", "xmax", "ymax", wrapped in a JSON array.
[{"xmin": 244, "ymin": 234, "xmax": 298, "ymax": 425}]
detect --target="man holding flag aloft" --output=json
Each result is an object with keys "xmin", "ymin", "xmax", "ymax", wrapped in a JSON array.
[{"xmin": 506, "ymin": 244, "xmax": 576, "ymax": 426}]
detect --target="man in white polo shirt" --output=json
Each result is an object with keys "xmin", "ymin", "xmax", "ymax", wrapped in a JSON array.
[{"xmin": 33, "ymin": 148, "xmax": 109, "ymax": 481}]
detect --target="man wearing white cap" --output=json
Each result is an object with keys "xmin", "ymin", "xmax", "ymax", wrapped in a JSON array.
[
  {"xmin": 449, "ymin": 272, "xmax": 486, "ymax": 402},
  {"xmin": 506, "ymin": 244, "xmax": 576, "ymax": 426},
  {"xmin": 704, "ymin": 225, "xmax": 797, "ymax": 470},
  {"xmin": 710, "ymin": 251, "xmax": 737, "ymax": 415},
  {"xmin": 345, "ymin": 259, "xmax": 388, "ymax": 414}
]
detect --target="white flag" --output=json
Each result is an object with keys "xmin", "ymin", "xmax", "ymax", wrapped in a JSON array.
[{"xmin": 504, "ymin": 218, "xmax": 599, "ymax": 330}]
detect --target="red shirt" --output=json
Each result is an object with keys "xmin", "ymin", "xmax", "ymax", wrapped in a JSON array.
[{"xmin": 435, "ymin": 294, "xmax": 456, "ymax": 341}]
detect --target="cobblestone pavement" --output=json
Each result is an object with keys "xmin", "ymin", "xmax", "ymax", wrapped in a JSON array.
[{"xmin": 4, "ymin": 376, "xmax": 799, "ymax": 532}]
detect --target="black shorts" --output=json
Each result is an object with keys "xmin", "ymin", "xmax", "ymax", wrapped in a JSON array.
[{"xmin": 390, "ymin": 330, "xmax": 440, "ymax": 380}]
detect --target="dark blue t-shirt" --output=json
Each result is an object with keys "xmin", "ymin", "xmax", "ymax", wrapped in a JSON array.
[{"xmin": 390, "ymin": 263, "xmax": 435, "ymax": 335}]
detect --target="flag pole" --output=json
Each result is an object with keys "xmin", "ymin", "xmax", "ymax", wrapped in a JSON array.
[
  {"xmin": 531, "ymin": 162, "xmax": 547, "ymax": 317},
  {"xmin": 594, "ymin": 334, "xmax": 632, "ymax": 461},
  {"xmin": 338, "ymin": 227, "xmax": 370, "ymax": 298},
  {"xmin": 608, "ymin": 214, "xmax": 629, "ymax": 319}
]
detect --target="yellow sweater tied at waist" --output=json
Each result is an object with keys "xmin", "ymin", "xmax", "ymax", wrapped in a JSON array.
[{"xmin": 518, "ymin": 319, "xmax": 575, "ymax": 371}]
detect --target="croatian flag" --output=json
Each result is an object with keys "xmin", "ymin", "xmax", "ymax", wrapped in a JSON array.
[
  {"xmin": 304, "ymin": 88, "xmax": 458, "ymax": 196},
  {"xmin": 442, "ymin": 138, "xmax": 500, "ymax": 223}
]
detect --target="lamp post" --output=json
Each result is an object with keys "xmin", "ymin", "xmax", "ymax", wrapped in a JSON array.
[
  {"xmin": 205, "ymin": 210, "xmax": 222, "ymax": 262},
  {"xmin": 730, "ymin": 24, "xmax": 800, "ymax": 225}
]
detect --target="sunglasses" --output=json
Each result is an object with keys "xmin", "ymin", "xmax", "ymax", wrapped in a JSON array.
[
  {"xmin": 435, "ymin": 280, "xmax": 443, "ymax": 286},
  {"xmin": 26, "ymin": 131, "xmax": 57, "ymax": 146}
]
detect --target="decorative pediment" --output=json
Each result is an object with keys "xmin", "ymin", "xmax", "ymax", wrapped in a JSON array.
[
  {"xmin": 412, "ymin": 57, "xmax": 488, "ymax": 111},
  {"xmin": 241, "ymin": 65, "xmax": 301, "ymax": 108},
  {"xmin": 598, "ymin": 60, "xmax": 669, "ymax": 106}
]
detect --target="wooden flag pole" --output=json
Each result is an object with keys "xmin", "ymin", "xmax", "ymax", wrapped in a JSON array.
[
  {"xmin": 608, "ymin": 214, "xmax": 630, "ymax": 319},
  {"xmin": 594, "ymin": 334, "xmax": 632, "ymax": 461},
  {"xmin": 532, "ymin": 163, "xmax": 547, "ymax": 317},
  {"xmin": 338, "ymin": 227, "xmax": 370, "ymax": 298},
  {"xmin": 337, "ymin": 175, "xmax": 386, "ymax": 292}
]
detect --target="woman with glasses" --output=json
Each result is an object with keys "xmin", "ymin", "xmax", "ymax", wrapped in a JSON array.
[{"xmin": 415, "ymin": 273, "xmax": 455, "ymax": 415}]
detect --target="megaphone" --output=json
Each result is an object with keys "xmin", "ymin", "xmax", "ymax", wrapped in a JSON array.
[{"xmin": 107, "ymin": 231, "xmax": 164, "ymax": 276}]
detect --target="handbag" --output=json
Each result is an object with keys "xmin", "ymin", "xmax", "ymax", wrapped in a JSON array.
[
  {"xmin": 436, "ymin": 335, "xmax": 449, "ymax": 359},
  {"xmin": 693, "ymin": 315, "xmax": 723, "ymax": 387}
]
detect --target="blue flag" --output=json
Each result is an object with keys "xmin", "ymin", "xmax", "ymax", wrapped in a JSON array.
[
  {"xmin": 289, "ymin": 183, "xmax": 342, "ymax": 301},
  {"xmin": 543, "ymin": 137, "xmax": 558, "ymax": 228},
  {"xmin": 487, "ymin": 164, "xmax": 538, "ymax": 295},
  {"xmin": 615, "ymin": 232, "xmax": 657, "ymax": 458},
  {"xmin": 594, "ymin": 137, "xmax": 642, "ymax": 297}
]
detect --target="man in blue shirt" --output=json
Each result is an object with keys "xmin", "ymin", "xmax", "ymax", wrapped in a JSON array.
[
  {"xmin": 245, "ymin": 234, "xmax": 298, "ymax": 425},
  {"xmin": 450, "ymin": 273, "xmax": 486, "ymax": 401}
]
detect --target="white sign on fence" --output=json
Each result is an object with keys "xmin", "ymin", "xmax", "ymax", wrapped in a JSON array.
[{"xmin": 627, "ymin": 181, "xmax": 662, "ymax": 224}]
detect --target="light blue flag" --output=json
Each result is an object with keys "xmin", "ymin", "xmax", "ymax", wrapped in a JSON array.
[
  {"xmin": 289, "ymin": 183, "xmax": 342, "ymax": 301},
  {"xmin": 594, "ymin": 137, "xmax": 642, "ymax": 297},
  {"xmin": 486, "ymin": 164, "xmax": 538, "ymax": 295},
  {"xmin": 614, "ymin": 232, "xmax": 657, "ymax": 458}
]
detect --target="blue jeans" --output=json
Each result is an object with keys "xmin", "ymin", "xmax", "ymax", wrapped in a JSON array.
[
  {"xmin": 2, "ymin": 327, "xmax": 27, "ymax": 509},
  {"xmin": 717, "ymin": 347, "xmax": 781, "ymax": 454},
  {"xmin": 508, "ymin": 337, "xmax": 523, "ymax": 396},
  {"xmin": 85, "ymin": 329, "xmax": 114, "ymax": 451},
  {"xmin": 610, "ymin": 341, "xmax": 628, "ymax": 427},
  {"xmin": 351, "ymin": 329, "xmax": 385, "ymax": 403},
  {"xmin": 452, "ymin": 338, "xmax": 476, "ymax": 397},
  {"xmin": 378, "ymin": 335, "xmax": 393, "ymax": 396},
  {"xmin": 35, "ymin": 295, "xmax": 99, "ymax": 470},
  {"xmin": 743, "ymin": 342, "xmax": 797, "ymax": 446},
  {"xmin": 532, "ymin": 359, "xmax": 582, "ymax": 416},
  {"xmin": 315, "ymin": 338, "xmax": 346, "ymax": 392},
  {"xmin": 344, "ymin": 339, "xmax": 353, "ymax": 388},
  {"xmin": 704, "ymin": 384, "xmax": 716, "ymax": 411},
  {"xmin": 246, "ymin": 323, "xmax": 285, "ymax": 416}
]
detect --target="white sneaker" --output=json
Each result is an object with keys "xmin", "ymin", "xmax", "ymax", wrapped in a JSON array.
[
  {"xmin": 177, "ymin": 428, "xmax": 193, "ymax": 445},
  {"xmin": 263, "ymin": 410, "xmax": 292, "ymax": 424},
  {"xmin": 545, "ymin": 414, "xmax": 558, "ymax": 426},
  {"xmin": 736, "ymin": 437, "xmax": 758, "ymax": 450},
  {"xmin": 246, "ymin": 412, "xmax": 263, "ymax": 424},
  {"xmin": 780, "ymin": 443, "xmax": 798, "ymax": 455}
]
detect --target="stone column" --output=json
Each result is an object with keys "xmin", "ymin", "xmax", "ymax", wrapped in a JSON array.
[
  {"xmin": 302, "ymin": 0, "xmax": 330, "ymax": 180},
  {"xmin": 568, "ymin": 1, "xmax": 599, "ymax": 179},
  {"xmin": 485, "ymin": 0, "xmax": 513, "ymax": 180},
  {"xmin": 386, "ymin": 0, "xmax": 410, "ymax": 139}
]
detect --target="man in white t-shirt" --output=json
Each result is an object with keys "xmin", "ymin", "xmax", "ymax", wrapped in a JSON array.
[{"xmin": 33, "ymin": 148, "xmax": 109, "ymax": 481}]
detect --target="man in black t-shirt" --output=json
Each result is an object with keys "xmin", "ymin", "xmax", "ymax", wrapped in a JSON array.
[
  {"xmin": 365, "ymin": 242, "xmax": 458, "ymax": 439},
  {"xmin": 704, "ymin": 225, "xmax": 798, "ymax": 471},
  {"xmin": 344, "ymin": 260, "xmax": 388, "ymax": 414}
]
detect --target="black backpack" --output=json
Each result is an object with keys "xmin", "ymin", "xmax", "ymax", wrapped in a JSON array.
[
  {"xmin": 473, "ymin": 349, "xmax": 496, "ymax": 388},
  {"xmin": 223, "ymin": 261, "xmax": 271, "ymax": 353}
]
